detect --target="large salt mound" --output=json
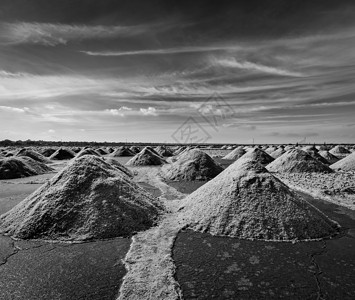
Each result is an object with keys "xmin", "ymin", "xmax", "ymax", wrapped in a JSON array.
[
  {"xmin": 16, "ymin": 148, "xmax": 50, "ymax": 164},
  {"xmin": 304, "ymin": 149, "xmax": 330, "ymax": 165},
  {"xmin": 179, "ymin": 159, "xmax": 339, "ymax": 241},
  {"xmin": 162, "ymin": 149, "xmax": 223, "ymax": 181},
  {"xmin": 329, "ymin": 145, "xmax": 351, "ymax": 157},
  {"xmin": 110, "ymin": 147, "xmax": 135, "ymax": 157},
  {"xmin": 267, "ymin": 149, "xmax": 333, "ymax": 173},
  {"xmin": 0, "ymin": 157, "xmax": 53, "ymax": 179},
  {"xmin": 239, "ymin": 148, "xmax": 274, "ymax": 166},
  {"xmin": 50, "ymin": 148, "xmax": 75, "ymax": 160},
  {"xmin": 330, "ymin": 152, "xmax": 355, "ymax": 171},
  {"xmin": 126, "ymin": 148, "xmax": 166, "ymax": 166},
  {"xmin": 41, "ymin": 148, "xmax": 56, "ymax": 157},
  {"xmin": 0, "ymin": 156, "xmax": 163, "ymax": 240},
  {"xmin": 223, "ymin": 147, "xmax": 246, "ymax": 160},
  {"xmin": 318, "ymin": 151, "xmax": 339, "ymax": 165}
]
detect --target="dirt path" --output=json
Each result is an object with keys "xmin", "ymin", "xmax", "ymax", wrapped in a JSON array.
[{"xmin": 118, "ymin": 167, "xmax": 186, "ymax": 300}]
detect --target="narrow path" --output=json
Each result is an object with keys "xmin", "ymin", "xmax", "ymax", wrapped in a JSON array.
[{"xmin": 118, "ymin": 167, "xmax": 186, "ymax": 299}]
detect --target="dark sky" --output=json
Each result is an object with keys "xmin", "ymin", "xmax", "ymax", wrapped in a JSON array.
[{"xmin": 0, "ymin": 0, "xmax": 354, "ymax": 143}]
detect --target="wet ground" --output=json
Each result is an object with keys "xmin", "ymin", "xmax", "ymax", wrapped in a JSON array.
[{"xmin": 173, "ymin": 192, "xmax": 355, "ymax": 299}]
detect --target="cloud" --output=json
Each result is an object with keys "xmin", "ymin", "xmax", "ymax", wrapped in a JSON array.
[
  {"xmin": 105, "ymin": 106, "xmax": 132, "ymax": 116},
  {"xmin": 214, "ymin": 57, "xmax": 303, "ymax": 77},
  {"xmin": 0, "ymin": 106, "xmax": 29, "ymax": 113},
  {"xmin": 140, "ymin": 107, "xmax": 158, "ymax": 116},
  {"xmin": 0, "ymin": 70, "xmax": 29, "ymax": 77},
  {"xmin": 0, "ymin": 22, "xmax": 151, "ymax": 46}
]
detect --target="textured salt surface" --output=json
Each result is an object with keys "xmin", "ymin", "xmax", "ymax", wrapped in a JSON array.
[
  {"xmin": 0, "ymin": 156, "xmax": 163, "ymax": 240},
  {"xmin": 222, "ymin": 147, "xmax": 246, "ymax": 160},
  {"xmin": 179, "ymin": 158, "xmax": 339, "ymax": 240},
  {"xmin": 239, "ymin": 148, "xmax": 274, "ymax": 166},
  {"xmin": 49, "ymin": 148, "xmax": 75, "ymax": 160}
]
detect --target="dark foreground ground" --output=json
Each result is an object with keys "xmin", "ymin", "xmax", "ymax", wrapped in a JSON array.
[{"xmin": 173, "ymin": 192, "xmax": 355, "ymax": 299}]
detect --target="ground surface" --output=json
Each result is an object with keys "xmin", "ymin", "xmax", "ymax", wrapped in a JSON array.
[{"xmin": 0, "ymin": 152, "xmax": 355, "ymax": 299}]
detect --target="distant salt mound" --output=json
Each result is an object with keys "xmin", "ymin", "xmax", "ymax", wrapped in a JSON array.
[
  {"xmin": 126, "ymin": 147, "xmax": 166, "ymax": 166},
  {"xmin": 223, "ymin": 147, "xmax": 246, "ymax": 160},
  {"xmin": 267, "ymin": 149, "xmax": 333, "ymax": 173},
  {"xmin": 96, "ymin": 148, "xmax": 108, "ymax": 155},
  {"xmin": 41, "ymin": 148, "xmax": 56, "ymax": 157},
  {"xmin": 239, "ymin": 148, "xmax": 274, "ymax": 166},
  {"xmin": 173, "ymin": 146, "xmax": 186, "ymax": 156},
  {"xmin": 302, "ymin": 145, "xmax": 318, "ymax": 152},
  {"xmin": 303, "ymin": 149, "xmax": 330, "ymax": 165},
  {"xmin": 269, "ymin": 148, "xmax": 285, "ymax": 159},
  {"xmin": 104, "ymin": 157, "xmax": 134, "ymax": 178},
  {"xmin": 75, "ymin": 148, "xmax": 100, "ymax": 159},
  {"xmin": 129, "ymin": 146, "xmax": 140, "ymax": 154},
  {"xmin": 0, "ymin": 156, "xmax": 163, "ymax": 240},
  {"xmin": 265, "ymin": 146, "xmax": 277, "ymax": 154},
  {"xmin": 110, "ymin": 147, "xmax": 135, "ymax": 157},
  {"xmin": 0, "ymin": 157, "xmax": 53, "ymax": 179},
  {"xmin": 50, "ymin": 148, "xmax": 75, "ymax": 160},
  {"xmin": 330, "ymin": 152, "xmax": 355, "ymax": 171},
  {"xmin": 318, "ymin": 151, "xmax": 339, "ymax": 165},
  {"xmin": 179, "ymin": 159, "xmax": 339, "ymax": 240},
  {"xmin": 329, "ymin": 145, "xmax": 351, "ymax": 158},
  {"xmin": 16, "ymin": 149, "xmax": 50, "ymax": 164},
  {"xmin": 162, "ymin": 149, "xmax": 223, "ymax": 181},
  {"xmin": 154, "ymin": 146, "xmax": 173, "ymax": 157}
]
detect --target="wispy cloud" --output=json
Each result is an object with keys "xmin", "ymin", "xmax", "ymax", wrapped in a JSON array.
[
  {"xmin": 214, "ymin": 57, "xmax": 303, "ymax": 77},
  {"xmin": 0, "ymin": 22, "xmax": 152, "ymax": 46}
]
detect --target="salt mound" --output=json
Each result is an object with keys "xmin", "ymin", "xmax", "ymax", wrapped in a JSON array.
[
  {"xmin": 179, "ymin": 159, "xmax": 339, "ymax": 240},
  {"xmin": 304, "ymin": 149, "xmax": 330, "ymax": 165},
  {"xmin": 330, "ymin": 152, "xmax": 355, "ymax": 171},
  {"xmin": 50, "ymin": 148, "xmax": 75, "ymax": 160},
  {"xmin": 302, "ymin": 145, "xmax": 318, "ymax": 152},
  {"xmin": 329, "ymin": 145, "xmax": 351, "ymax": 157},
  {"xmin": 269, "ymin": 148, "xmax": 285, "ymax": 159},
  {"xmin": 104, "ymin": 157, "xmax": 134, "ymax": 177},
  {"xmin": 129, "ymin": 146, "xmax": 140, "ymax": 154},
  {"xmin": 265, "ymin": 146, "xmax": 277, "ymax": 154},
  {"xmin": 155, "ymin": 146, "xmax": 173, "ymax": 157},
  {"xmin": 318, "ymin": 151, "xmax": 339, "ymax": 165},
  {"xmin": 267, "ymin": 149, "xmax": 333, "ymax": 173},
  {"xmin": 162, "ymin": 149, "xmax": 223, "ymax": 181},
  {"xmin": 126, "ymin": 148, "xmax": 166, "ymax": 166},
  {"xmin": 16, "ymin": 148, "xmax": 50, "ymax": 163},
  {"xmin": 96, "ymin": 148, "xmax": 108, "ymax": 155},
  {"xmin": 41, "ymin": 148, "xmax": 56, "ymax": 157},
  {"xmin": 0, "ymin": 157, "xmax": 53, "ymax": 179},
  {"xmin": 239, "ymin": 148, "xmax": 274, "ymax": 166},
  {"xmin": 0, "ymin": 156, "xmax": 163, "ymax": 240},
  {"xmin": 110, "ymin": 147, "xmax": 135, "ymax": 157},
  {"xmin": 223, "ymin": 147, "xmax": 246, "ymax": 160},
  {"xmin": 173, "ymin": 146, "xmax": 186, "ymax": 156},
  {"xmin": 76, "ymin": 148, "xmax": 100, "ymax": 158}
]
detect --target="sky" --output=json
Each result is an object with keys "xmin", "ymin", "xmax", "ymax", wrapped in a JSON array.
[{"xmin": 0, "ymin": 0, "xmax": 355, "ymax": 144}]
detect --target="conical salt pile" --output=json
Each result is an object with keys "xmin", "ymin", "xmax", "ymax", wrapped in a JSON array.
[
  {"xmin": 222, "ymin": 147, "xmax": 246, "ymax": 160},
  {"xmin": 179, "ymin": 158, "xmax": 339, "ymax": 241},
  {"xmin": 96, "ymin": 148, "xmax": 108, "ymax": 155},
  {"xmin": 302, "ymin": 145, "xmax": 318, "ymax": 152},
  {"xmin": 0, "ymin": 156, "xmax": 163, "ymax": 240},
  {"xmin": 16, "ymin": 148, "xmax": 50, "ymax": 164},
  {"xmin": 126, "ymin": 147, "xmax": 166, "ymax": 166},
  {"xmin": 265, "ymin": 146, "xmax": 277, "ymax": 154},
  {"xmin": 267, "ymin": 149, "xmax": 333, "ymax": 173},
  {"xmin": 303, "ymin": 149, "xmax": 330, "ymax": 165},
  {"xmin": 269, "ymin": 148, "xmax": 285, "ymax": 159},
  {"xmin": 154, "ymin": 146, "xmax": 173, "ymax": 157},
  {"xmin": 104, "ymin": 157, "xmax": 134, "ymax": 178},
  {"xmin": 162, "ymin": 149, "xmax": 223, "ymax": 181},
  {"xmin": 329, "ymin": 145, "xmax": 351, "ymax": 158},
  {"xmin": 318, "ymin": 151, "xmax": 339, "ymax": 165},
  {"xmin": 0, "ymin": 157, "xmax": 53, "ymax": 179},
  {"xmin": 50, "ymin": 148, "xmax": 75, "ymax": 160},
  {"xmin": 330, "ymin": 152, "xmax": 355, "ymax": 171},
  {"xmin": 75, "ymin": 148, "xmax": 100, "ymax": 158},
  {"xmin": 239, "ymin": 148, "xmax": 274, "ymax": 166},
  {"xmin": 129, "ymin": 146, "xmax": 140, "ymax": 154},
  {"xmin": 110, "ymin": 146, "xmax": 135, "ymax": 157},
  {"xmin": 41, "ymin": 148, "xmax": 56, "ymax": 157}
]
